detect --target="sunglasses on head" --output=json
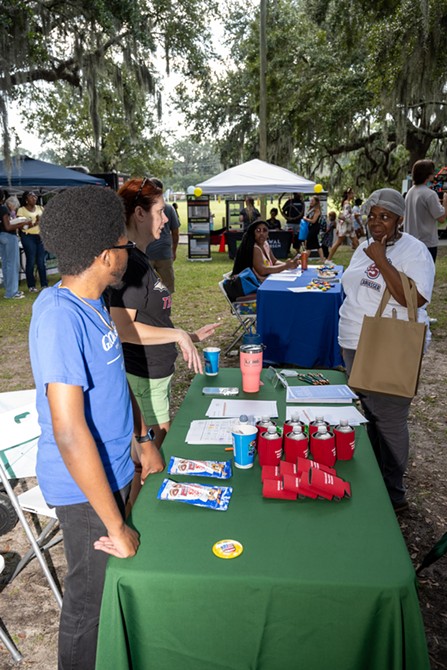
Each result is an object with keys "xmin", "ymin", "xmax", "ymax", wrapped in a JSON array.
[
  {"xmin": 110, "ymin": 241, "xmax": 137, "ymax": 251},
  {"xmin": 133, "ymin": 176, "xmax": 162, "ymax": 207}
]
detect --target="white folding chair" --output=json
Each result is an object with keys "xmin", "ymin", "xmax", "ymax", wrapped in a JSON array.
[
  {"xmin": 0, "ymin": 391, "xmax": 62, "ymax": 609},
  {"xmin": 218, "ymin": 278, "xmax": 257, "ymax": 356},
  {"xmin": 0, "ymin": 555, "xmax": 23, "ymax": 663},
  {"xmin": 0, "ymin": 461, "xmax": 62, "ymax": 609}
]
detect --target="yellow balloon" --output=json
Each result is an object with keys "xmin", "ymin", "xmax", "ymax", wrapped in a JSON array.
[
  {"xmin": 314, "ymin": 183, "xmax": 323, "ymax": 193},
  {"xmin": 194, "ymin": 187, "xmax": 203, "ymax": 197}
]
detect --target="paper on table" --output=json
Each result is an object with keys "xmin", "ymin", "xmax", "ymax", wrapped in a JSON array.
[
  {"xmin": 286, "ymin": 384, "xmax": 357, "ymax": 403},
  {"xmin": 286, "ymin": 405, "xmax": 367, "ymax": 426},
  {"xmin": 185, "ymin": 418, "xmax": 235, "ymax": 445},
  {"xmin": 265, "ymin": 274, "xmax": 299, "ymax": 282},
  {"xmin": 288, "ymin": 286, "xmax": 323, "ymax": 293},
  {"xmin": 206, "ymin": 399, "xmax": 278, "ymax": 418}
]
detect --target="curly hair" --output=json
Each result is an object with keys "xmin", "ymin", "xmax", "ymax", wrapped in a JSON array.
[
  {"xmin": 232, "ymin": 220, "xmax": 268, "ymax": 275},
  {"xmin": 40, "ymin": 186, "xmax": 126, "ymax": 276},
  {"xmin": 118, "ymin": 178, "xmax": 163, "ymax": 223}
]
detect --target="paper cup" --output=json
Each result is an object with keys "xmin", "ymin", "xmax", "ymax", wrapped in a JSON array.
[
  {"xmin": 232, "ymin": 425, "xmax": 257, "ymax": 469},
  {"xmin": 203, "ymin": 347, "xmax": 220, "ymax": 376}
]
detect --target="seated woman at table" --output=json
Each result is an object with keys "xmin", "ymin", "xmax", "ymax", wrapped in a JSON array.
[
  {"xmin": 303, "ymin": 195, "xmax": 325, "ymax": 262},
  {"xmin": 339, "ymin": 188, "xmax": 435, "ymax": 513},
  {"xmin": 232, "ymin": 220, "xmax": 299, "ymax": 281}
]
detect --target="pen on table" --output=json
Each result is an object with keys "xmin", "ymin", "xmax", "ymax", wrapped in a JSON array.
[
  {"xmin": 225, "ymin": 447, "xmax": 234, "ymax": 451},
  {"xmin": 223, "ymin": 401, "xmax": 226, "ymax": 416}
]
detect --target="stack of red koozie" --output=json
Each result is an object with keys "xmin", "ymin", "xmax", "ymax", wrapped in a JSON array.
[{"xmin": 258, "ymin": 416, "xmax": 355, "ymax": 502}]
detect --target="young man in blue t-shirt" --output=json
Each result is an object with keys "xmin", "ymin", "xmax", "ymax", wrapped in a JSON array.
[{"xmin": 29, "ymin": 186, "xmax": 164, "ymax": 670}]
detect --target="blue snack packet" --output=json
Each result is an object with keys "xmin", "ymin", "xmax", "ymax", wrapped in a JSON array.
[
  {"xmin": 157, "ymin": 478, "xmax": 233, "ymax": 511},
  {"xmin": 167, "ymin": 457, "xmax": 232, "ymax": 479}
]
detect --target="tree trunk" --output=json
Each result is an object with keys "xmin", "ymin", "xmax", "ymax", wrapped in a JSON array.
[{"xmin": 405, "ymin": 129, "xmax": 433, "ymax": 170}]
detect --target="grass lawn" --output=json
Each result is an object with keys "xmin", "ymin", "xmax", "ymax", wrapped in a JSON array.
[{"xmin": 1, "ymin": 242, "xmax": 446, "ymax": 394}]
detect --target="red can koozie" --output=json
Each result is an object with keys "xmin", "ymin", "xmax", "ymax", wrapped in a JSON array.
[
  {"xmin": 288, "ymin": 470, "xmax": 319, "ymax": 499},
  {"xmin": 283, "ymin": 418, "xmax": 306, "ymax": 436},
  {"xmin": 334, "ymin": 423, "xmax": 355, "ymax": 461},
  {"xmin": 261, "ymin": 465, "xmax": 281, "ymax": 482},
  {"xmin": 263, "ymin": 479, "xmax": 297, "ymax": 500},
  {"xmin": 308, "ymin": 418, "xmax": 331, "ymax": 437},
  {"xmin": 256, "ymin": 418, "xmax": 275, "ymax": 436},
  {"xmin": 296, "ymin": 457, "xmax": 336, "ymax": 476},
  {"xmin": 310, "ymin": 468, "xmax": 352, "ymax": 500},
  {"xmin": 257, "ymin": 430, "xmax": 283, "ymax": 466},
  {"xmin": 284, "ymin": 432, "xmax": 309, "ymax": 462},
  {"xmin": 279, "ymin": 461, "xmax": 298, "ymax": 476},
  {"xmin": 310, "ymin": 426, "xmax": 336, "ymax": 468}
]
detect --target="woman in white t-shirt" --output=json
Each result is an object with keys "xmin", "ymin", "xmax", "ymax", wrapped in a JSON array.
[{"xmin": 339, "ymin": 188, "xmax": 435, "ymax": 513}]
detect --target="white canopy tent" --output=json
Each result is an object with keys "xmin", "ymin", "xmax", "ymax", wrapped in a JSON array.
[{"xmin": 196, "ymin": 159, "xmax": 316, "ymax": 195}]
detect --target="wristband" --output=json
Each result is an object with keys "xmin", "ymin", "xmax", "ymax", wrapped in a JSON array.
[{"xmin": 135, "ymin": 428, "xmax": 156, "ymax": 443}]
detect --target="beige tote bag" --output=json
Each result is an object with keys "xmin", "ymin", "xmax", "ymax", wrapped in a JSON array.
[{"xmin": 348, "ymin": 272, "xmax": 426, "ymax": 398}]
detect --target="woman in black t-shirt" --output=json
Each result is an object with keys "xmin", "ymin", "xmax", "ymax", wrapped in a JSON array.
[{"xmin": 109, "ymin": 178, "xmax": 218, "ymax": 453}]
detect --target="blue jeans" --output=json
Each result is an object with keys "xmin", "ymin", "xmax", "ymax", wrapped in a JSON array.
[
  {"xmin": 20, "ymin": 233, "xmax": 48, "ymax": 289},
  {"xmin": 0, "ymin": 231, "xmax": 20, "ymax": 297},
  {"xmin": 55, "ymin": 483, "xmax": 131, "ymax": 670}
]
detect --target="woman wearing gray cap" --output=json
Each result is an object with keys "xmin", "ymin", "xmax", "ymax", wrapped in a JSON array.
[{"xmin": 338, "ymin": 188, "xmax": 435, "ymax": 513}]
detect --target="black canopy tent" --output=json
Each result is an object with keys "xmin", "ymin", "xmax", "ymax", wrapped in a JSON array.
[{"xmin": 0, "ymin": 155, "xmax": 106, "ymax": 193}]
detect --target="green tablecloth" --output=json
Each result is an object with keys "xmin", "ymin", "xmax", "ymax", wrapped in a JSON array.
[{"xmin": 96, "ymin": 369, "xmax": 429, "ymax": 670}]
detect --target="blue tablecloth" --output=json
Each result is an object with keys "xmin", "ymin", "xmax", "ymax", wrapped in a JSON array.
[{"xmin": 257, "ymin": 265, "xmax": 344, "ymax": 368}]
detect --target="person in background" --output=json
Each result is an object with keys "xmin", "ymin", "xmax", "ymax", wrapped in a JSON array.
[
  {"xmin": 239, "ymin": 196, "xmax": 261, "ymax": 231},
  {"xmin": 172, "ymin": 202, "xmax": 180, "ymax": 222},
  {"xmin": 29, "ymin": 186, "xmax": 162, "ymax": 670},
  {"xmin": 321, "ymin": 210, "xmax": 337, "ymax": 258},
  {"xmin": 266, "ymin": 207, "xmax": 282, "ymax": 230},
  {"xmin": 352, "ymin": 197, "xmax": 365, "ymax": 239},
  {"xmin": 327, "ymin": 188, "xmax": 359, "ymax": 260},
  {"xmin": 404, "ymin": 158, "xmax": 447, "ymax": 263},
  {"xmin": 0, "ymin": 191, "xmax": 27, "ymax": 299},
  {"xmin": 109, "ymin": 178, "xmax": 219, "ymax": 457},
  {"xmin": 17, "ymin": 191, "xmax": 48, "ymax": 292},
  {"xmin": 146, "ymin": 178, "xmax": 180, "ymax": 294},
  {"xmin": 232, "ymin": 220, "xmax": 299, "ymax": 281},
  {"xmin": 303, "ymin": 196, "xmax": 325, "ymax": 261},
  {"xmin": 339, "ymin": 188, "xmax": 435, "ymax": 513},
  {"xmin": 282, "ymin": 192, "xmax": 305, "ymax": 249}
]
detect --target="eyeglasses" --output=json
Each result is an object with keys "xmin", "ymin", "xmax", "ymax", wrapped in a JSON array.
[{"xmin": 110, "ymin": 241, "xmax": 136, "ymax": 251}]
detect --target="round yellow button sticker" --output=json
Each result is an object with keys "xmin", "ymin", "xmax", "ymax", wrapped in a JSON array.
[{"xmin": 212, "ymin": 539, "xmax": 244, "ymax": 559}]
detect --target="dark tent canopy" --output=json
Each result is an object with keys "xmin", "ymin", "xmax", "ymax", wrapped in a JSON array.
[{"xmin": 0, "ymin": 155, "xmax": 106, "ymax": 191}]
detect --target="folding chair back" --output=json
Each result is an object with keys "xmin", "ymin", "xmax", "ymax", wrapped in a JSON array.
[
  {"xmin": 0, "ymin": 555, "xmax": 23, "ymax": 663},
  {"xmin": 218, "ymin": 279, "xmax": 257, "ymax": 356},
  {"xmin": 0, "ymin": 391, "xmax": 62, "ymax": 608}
]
